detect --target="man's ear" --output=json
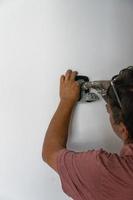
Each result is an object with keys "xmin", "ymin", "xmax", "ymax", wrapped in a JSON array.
[{"xmin": 119, "ymin": 122, "xmax": 129, "ymax": 140}]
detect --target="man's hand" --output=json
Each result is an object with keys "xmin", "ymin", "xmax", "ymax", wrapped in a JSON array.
[{"xmin": 60, "ymin": 69, "xmax": 80, "ymax": 104}]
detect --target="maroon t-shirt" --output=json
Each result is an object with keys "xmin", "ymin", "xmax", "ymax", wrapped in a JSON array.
[{"xmin": 57, "ymin": 143, "xmax": 133, "ymax": 200}]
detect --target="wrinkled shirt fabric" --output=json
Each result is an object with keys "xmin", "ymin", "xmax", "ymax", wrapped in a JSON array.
[{"xmin": 57, "ymin": 143, "xmax": 133, "ymax": 200}]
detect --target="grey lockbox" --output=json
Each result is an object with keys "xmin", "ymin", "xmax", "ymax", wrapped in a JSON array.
[{"xmin": 75, "ymin": 75, "xmax": 110, "ymax": 103}]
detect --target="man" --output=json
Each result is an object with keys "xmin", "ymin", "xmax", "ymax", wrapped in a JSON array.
[{"xmin": 42, "ymin": 67, "xmax": 133, "ymax": 200}]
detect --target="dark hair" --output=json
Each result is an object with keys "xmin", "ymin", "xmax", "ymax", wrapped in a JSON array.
[{"xmin": 107, "ymin": 66, "xmax": 133, "ymax": 140}]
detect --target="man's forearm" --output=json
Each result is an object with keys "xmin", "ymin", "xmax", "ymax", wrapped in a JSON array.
[{"xmin": 42, "ymin": 100, "xmax": 76, "ymax": 160}]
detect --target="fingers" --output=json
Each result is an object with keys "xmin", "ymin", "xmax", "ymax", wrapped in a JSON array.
[
  {"xmin": 60, "ymin": 75, "xmax": 65, "ymax": 84},
  {"xmin": 71, "ymin": 71, "xmax": 78, "ymax": 81},
  {"xmin": 64, "ymin": 69, "xmax": 78, "ymax": 81},
  {"xmin": 65, "ymin": 69, "xmax": 72, "ymax": 80}
]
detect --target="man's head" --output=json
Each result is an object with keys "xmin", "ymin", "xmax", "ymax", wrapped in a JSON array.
[{"xmin": 106, "ymin": 66, "xmax": 133, "ymax": 144}]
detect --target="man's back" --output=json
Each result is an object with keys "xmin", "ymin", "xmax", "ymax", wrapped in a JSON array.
[{"xmin": 57, "ymin": 143, "xmax": 133, "ymax": 200}]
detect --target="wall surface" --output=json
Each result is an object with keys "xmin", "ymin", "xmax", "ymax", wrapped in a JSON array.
[{"xmin": 0, "ymin": 0, "xmax": 133, "ymax": 200}]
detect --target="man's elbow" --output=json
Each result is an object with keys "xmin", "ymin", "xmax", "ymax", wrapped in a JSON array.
[
  {"xmin": 42, "ymin": 150, "xmax": 45, "ymax": 161},
  {"xmin": 42, "ymin": 148, "xmax": 51, "ymax": 164},
  {"xmin": 42, "ymin": 142, "xmax": 49, "ymax": 162},
  {"xmin": 42, "ymin": 145, "xmax": 65, "ymax": 164},
  {"xmin": 42, "ymin": 148, "xmax": 60, "ymax": 172},
  {"xmin": 42, "ymin": 149, "xmax": 48, "ymax": 163}
]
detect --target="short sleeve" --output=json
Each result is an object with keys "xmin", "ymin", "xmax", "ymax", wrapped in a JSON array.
[{"xmin": 56, "ymin": 148, "xmax": 105, "ymax": 200}]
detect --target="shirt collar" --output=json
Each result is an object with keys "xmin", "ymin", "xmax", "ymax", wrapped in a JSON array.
[{"xmin": 120, "ymin": 143, "xmax": 133, "ymax": 156}]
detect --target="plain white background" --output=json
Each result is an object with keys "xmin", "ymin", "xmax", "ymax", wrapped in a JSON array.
[{"xmin": 0, "ymin": 0, "xmax": 133, "ymax": 199}]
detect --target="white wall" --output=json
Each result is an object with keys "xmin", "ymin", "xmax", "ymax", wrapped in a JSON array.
[{"xmin": 0, "ymin": 0, "xmax": 133, "ymax": 199}]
